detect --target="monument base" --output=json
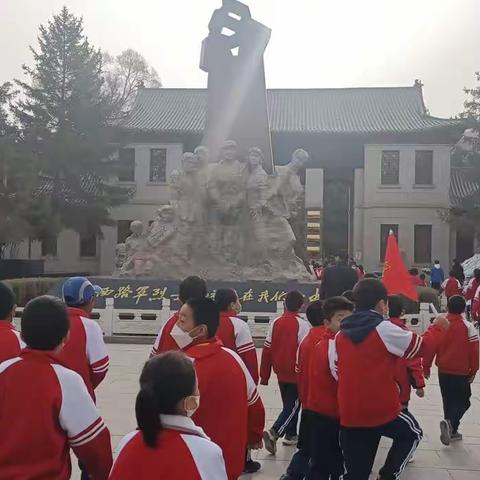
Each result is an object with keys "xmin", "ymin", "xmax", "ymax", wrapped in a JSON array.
[{"xmin": 67, "ymin": 277, "xmax": 320, "ymax": 313}]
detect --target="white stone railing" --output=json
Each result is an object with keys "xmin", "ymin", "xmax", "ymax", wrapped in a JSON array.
[{"xmin": 13, "ymin": 301, "xmax": 437, "ymax": 341}]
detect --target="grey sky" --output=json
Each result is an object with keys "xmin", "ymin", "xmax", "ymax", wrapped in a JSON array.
[{"xmin": 1, "ymin": 0, "xmax": 479, "ymax": 118}]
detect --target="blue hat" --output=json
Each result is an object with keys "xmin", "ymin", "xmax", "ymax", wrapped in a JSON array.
[{"xmin": 62, "ymin": 277, "xmax": 101, "ymax": 306}]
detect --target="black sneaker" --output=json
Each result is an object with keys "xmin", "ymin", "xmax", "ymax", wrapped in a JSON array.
[
  {"xmin": 263, "ymin": 429, "xmax": 278, "ymax": 455},
  {"xmin": 243, "ymin": 460, "xmax": 261, "ymax": 473}
]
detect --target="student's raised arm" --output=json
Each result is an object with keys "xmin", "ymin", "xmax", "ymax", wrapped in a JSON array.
[{"xmin": 376, "ymin": 315, "xmax": 448, "ymax": 362}]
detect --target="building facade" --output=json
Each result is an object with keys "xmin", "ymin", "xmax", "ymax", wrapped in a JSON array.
[{"xmin": 9, "ymin": 83, "xmax": 468, "ymax": 276}]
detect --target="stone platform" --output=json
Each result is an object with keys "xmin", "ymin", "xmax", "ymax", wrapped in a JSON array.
[{"xmin": 73, "ymin": 344, "xmax": 480, "ymax": 479}]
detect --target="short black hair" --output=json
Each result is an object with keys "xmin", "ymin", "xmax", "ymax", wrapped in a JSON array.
[
  {"xmin": 21, "ymin": 295, "xmax": 69, "ymax": 350},
  {"xmin": 434, "ymin": 260, "xmax": 440, "ymax": 264},
  {"xmin": 214, "ymin": 289, "xmax": 237, "ymax": 312},
  {"xmin": 341, "ymin": 290, "xmax": 354, "ymax": 302},
  {"xmin": 306, "ymin": 301, "xmax": 324, "ymax": 326},
  {"xmin": 388, "ymin": 295, "xmax": 404, "ymax": 318},
  {"xmin": 323, "ymin": 296, "xmax": 354, "ymax": 320},
  {"xmin": 179, "ymin": 276, "xmax": 207, "ymax": 304},
  {"xmin": 363, "ymin": 272, "xmax": 378, "ymax": 279},
  {"xmin": 447, "ymin": 295, "xmax": 466, "ymax": 314},
  {"xmin": 419, "ymin": 273, "xmax": 426, "ymax": 280},
  {"xmin": 0, "ymin": 282, "xmax": 15, "ymax": 320},
  {"xmin": 353, "ymin": 279, "xmax": 388, "ymax": 311},
  {"xmin": 474, "ymin": 269, "xmax": 480, "ymax": 281},
  {"xmin": 449, "ymin": 270, "xmax": 456, "ymax": 277},
  {"xmin": 409, "ymin": 268, "xmax": 419, "ymax": 276},
  {"xmin": 186, "ymin": 297, "xmax": 220, "ymax": 338},
  {"xmin": 285, "ymin": 290, "xmax": 304, "ymax": 312}
]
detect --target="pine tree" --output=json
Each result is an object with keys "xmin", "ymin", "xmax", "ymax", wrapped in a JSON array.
[{"xmin": 14, "ymin": 6, "xmax": 129, "ymax": 241}]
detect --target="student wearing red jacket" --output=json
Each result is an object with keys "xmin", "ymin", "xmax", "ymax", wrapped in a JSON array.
[
  {"xmin": 58, "ymin": 277, "xmax": 109, "ymax": 400},
  {"xmin": 442, "ymin": 271, "xmax": 463, "ymax": 299},
  {"xmin": 464, "ymin": 269, "xmax": 480, "ymax": 301},
  {"xmin": 280, "ymin": 300, "xmax": 326, "ymax": 480},
  {"xmin": 388, "ymin": 296, "xmax": 426, "ymax": 408},
  {"xmin": 332, "ymin": 279, "xmax": 448, "ymax": 480},
  {"xmin": 306, "ymin": 296, "xmax": 354, "ymax": 480},
  {"xmin": 261, "ymin": 291, "xmax": 310, "ymax": 454},
  {"xmin": 214, "ymin": 288, "xmax": 260, "ymax": 474},
  {"xmin": 150, "ymin": 276, "xmax": 207, "ymax": 356},
  {"xmin": 110, "ymin": 351, "xmax": 227, "ymax": 480},
  {"xmin": 173, "ymin": 298, "xmax": 265, "ymax": 480},
  {"xmin": 214, "ymin": 288, "xmax": 258, "ymax": 383},
  {"xmin": 0, "ymin": 282, "xmax": 24, "ymax": 363},
  {"xmin": 423, "ymin": 295, "xmax": 479, "ymax": 446},
  {"xmin": 0, "ymin": 296, "xmax": 112, "ymax": 480}
]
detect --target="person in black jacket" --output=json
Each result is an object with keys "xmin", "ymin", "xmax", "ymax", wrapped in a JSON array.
[
  {"xmin": 320, "ymin": 258, "xmax": 358, "ymax": 299},
  {"xmin": 451, "ymin": 259, "xmax": 465, "ymax": 284}
]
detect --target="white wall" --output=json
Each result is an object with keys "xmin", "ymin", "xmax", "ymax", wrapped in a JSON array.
[{"xmin": 359, "ymin": 144, "xmax": 452, "ymax": 272}]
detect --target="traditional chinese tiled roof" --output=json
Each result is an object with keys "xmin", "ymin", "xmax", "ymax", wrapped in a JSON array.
[
  {"xmin": 450, "ymin": 168, "xmax": 479, "ymax": 207},
  {"xmin": 121, "ymin": 86, "xmax": 461, "ymax": 135},
  {"xmin": 36, "ymin": 174, "xmax": 134, "ymax": 205}
]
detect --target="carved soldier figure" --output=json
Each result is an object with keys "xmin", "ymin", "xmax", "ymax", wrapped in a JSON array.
[
  {"xmin": 207, "ymin": 140, "xmax": 246, "ymax": 261},
  {"xmin": 121, "ymin": 221, "xmax": 154, "ymax": 277},
  {"xmin": 148, "ymin": 205, "xmax": 176, "ymax": 249}
]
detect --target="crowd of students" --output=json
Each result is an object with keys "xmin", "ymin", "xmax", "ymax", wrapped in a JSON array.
[{"xmin": 0, "ymin": 272, "xmax": 478, "ymax": 480}]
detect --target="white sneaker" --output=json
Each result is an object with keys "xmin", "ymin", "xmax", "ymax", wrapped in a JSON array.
[{"xmin": 440, "ymin": 420, "xmax": 451, "ymax": 446}]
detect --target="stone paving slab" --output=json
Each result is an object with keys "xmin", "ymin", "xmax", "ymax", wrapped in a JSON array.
[{"xmin": 73, "ymin": 344, "xmax": 480, "ymax": 479}]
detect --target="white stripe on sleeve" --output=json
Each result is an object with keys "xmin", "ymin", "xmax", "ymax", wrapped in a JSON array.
[
  {"xmin": 376, "ymin": 320, "xmax": 413, "ymax": 358},
  {"xmin": 296, "ymin": 316, "xmax": 311, "ymax": 346},
  {"xmin": 181, "ymin": 434, "xmax": 228, "ymax": 480},
  {"xmin": 221, "ymin": 347, "xmax": 258, "ymax": 404},
  {"xmin": 52, "ymin": 364, "xmax": 105, "ymax": 443},
  {"xmin": 81, "ymin": 316, "xmax": 108, "ymax": 367},
  {"xmin": 231, "ymin": 316, "xmax": 254, "ymax": 351}
]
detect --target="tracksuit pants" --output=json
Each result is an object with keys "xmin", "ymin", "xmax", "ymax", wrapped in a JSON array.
[
  {"xmin": 439, "ymin": 372, "xmax": 472, "ymax": 434},
  {"xmin": 272, "ymin": 382, "xmax": 300, "ymax": 438},
  {"xmin": 339, "ymin": 410, "xmax": 422, "ymax": 480},
  {"xmin": 285, "ymin": 409, "xmax": 314, "ymax": 479},
  {"xmin": 308, "ymin": 413, "xmax": 343, "ymax": 480}
]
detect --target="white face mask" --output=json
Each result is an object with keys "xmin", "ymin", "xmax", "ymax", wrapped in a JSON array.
[
  {"xmin": 434, "ymin": 264, "xmax": 441, "ymax": 269},
  {"xmin": 170, "ymin": 324, "xmax": 195, "ymax": 349},
  {"xmin": 184, "ymin": 395, "xmax": 200, "ymax": 417}
]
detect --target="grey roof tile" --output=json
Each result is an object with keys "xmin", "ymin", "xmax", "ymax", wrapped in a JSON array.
[{"xmin": 121, "ymin": 86, "xmax": 460, "ymax": 134}]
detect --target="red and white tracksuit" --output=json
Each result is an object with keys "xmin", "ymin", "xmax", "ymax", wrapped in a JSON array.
[
  {"xmin": 423, "ymin": 313, "xmax": 479, "ymax": 377},
  {"xmin": 0, "ymin": 321, "xmax": 24, "ymax": 363},
  {"xmin": 331, "ymin": 310, "xmax": 445, "ymax": 428},
  {"xmin": 185, "ymin": 338, "xmax": 265, "ymax": 480},
  {"xmin": 56, "ymin": 307, "xmax": 109, "ymax": 400},
  {"xmin": 0, "ymin": 350, "xmax": 112, "ymax": 480},
  {"xmin": 217, "ymin": 311, "xmax": 259, "ymax": 384},
  {"xmin": 390, "ymin": 317, "xmax": 425, "ymax": 406},
  {"xmin": 110, "ymin": 415, "xmax": 227, "ymax": 480},
  {"xmin": 150, "ymin": 311, "xmax": 180, "ymax": 357},
  {"xmin": 295, "ymin": 325, "xmax": 326, "ymax": 405},
  {"xmin": 441, "ymin": 277, "xmax": 462, "ymax": 298},
  {"xmin": 260, "ymin": 311, "xmax": 311, "ymax": 384}
]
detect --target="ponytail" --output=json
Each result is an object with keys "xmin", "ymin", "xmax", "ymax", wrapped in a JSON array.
[{"xmin": 135, "ymin": 385, "xmax": 161, "ymax": 448}]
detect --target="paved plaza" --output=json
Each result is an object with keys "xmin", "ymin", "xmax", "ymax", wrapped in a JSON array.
[{"xmin": 73, "ymin": 344, "xmax": 480, "ymax": 479}]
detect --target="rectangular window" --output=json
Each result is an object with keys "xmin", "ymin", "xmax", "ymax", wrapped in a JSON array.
[
  {"xmin": 381, "ymin": 151, "xmax": 400, "ymax": 185},
  {"xmin": 414, "ymin": 225, "xmax": 432, "ymax": 264},
  {"xmin": 80, "ymin": 233, "xmax": 97, "ymax": 258},
  {"xmin": 149, "ymin": 148, "xmax": 167, "ymax": 183},
  {"xmin": 415, "ymin": 150, "xmax": 433, "ymax": 185},
  {"xmin": 117, "ymin": 220, "xmax": 132, "ymax": 244},
  {"xmin": 41, "ymin": 236, "xmax": 57, "ymax": 257},
  {"xmin": 118, "ymin": 148, "xmax": 135, "ymax": 182},
  {"xmin": 380, "ymin": 224, "xmax": 398, "ymax": 261}
]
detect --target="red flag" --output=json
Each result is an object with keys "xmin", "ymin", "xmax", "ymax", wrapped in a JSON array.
[{"xmin": 382, "ymin": 231, "xmax": 418, "ymax": 301}]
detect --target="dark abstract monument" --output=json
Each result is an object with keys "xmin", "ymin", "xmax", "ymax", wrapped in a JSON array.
[
  {"xmin": 114, "ymin": 1, "xmax": 310, "ymax": 281},
  {"xmin": 200, "ymin": 0, "xmax": 274, "ymax": 174}
]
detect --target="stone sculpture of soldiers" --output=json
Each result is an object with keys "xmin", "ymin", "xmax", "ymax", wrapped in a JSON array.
[
  {"xmin": 121, "ymin": 220, "xmax": 154, "ymax": 277},
  {"xmin": 207, "ymin": 140, "xmax": 246, "ymax": 261}
]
